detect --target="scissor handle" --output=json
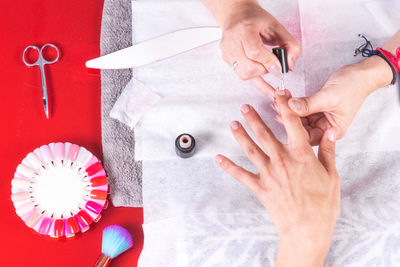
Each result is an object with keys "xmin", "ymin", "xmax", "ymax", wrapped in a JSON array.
[
  {"xmin": 22, "ymin": 45, "xmax": 40, "ymax": 66},
  {"xmin": 40, "ymin": 43, "xmax": 60, "ymax": 64},
  {"xmin": 22, "ymin": 43, "xmax": 60, "ymax": 66}
]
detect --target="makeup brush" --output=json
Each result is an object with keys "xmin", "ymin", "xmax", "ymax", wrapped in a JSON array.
[{"xmin": 95, "ymin": 225, "xmax": 133, "ymax": 267}]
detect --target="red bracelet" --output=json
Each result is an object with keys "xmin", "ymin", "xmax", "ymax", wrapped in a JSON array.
[{"xmin": 373, "ymin": 47, "xmax": 400, "ymax": 85}]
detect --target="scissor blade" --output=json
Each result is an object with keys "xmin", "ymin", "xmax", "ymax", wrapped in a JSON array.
[
  {"xmin": 43, "ymin": 98, "xmax": 49, "ymax": 119},
  {"xmin": 86, "ymin": 27, "xmax": 222, "ymax": 69}
]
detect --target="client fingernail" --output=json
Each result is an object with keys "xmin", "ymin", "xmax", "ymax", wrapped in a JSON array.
[
  {"xmin": 277, "ymin": 89, "xmax": 285, "ymax": 96},
  {"xmin": 241, "ymin": 104, "xmax": 250, "ymax": 114},
  {"xmin": 289, "ymin": 99, "xmax": 301, "ymax": 111},
  {"xmin": 328, "ymin": 129, "xmax": 337, "ymax": 142},
  {"xmin": 215, "ymin": 155, "xmax": 223, "ymax": 163},
  {"xmin": 230, "ymin": 121, "xmax": 239, "ymax": 130}
]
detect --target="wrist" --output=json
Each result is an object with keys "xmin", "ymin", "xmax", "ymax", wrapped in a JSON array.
[
  {"xmin": 276, "ymin": 235, "xmax": 327, "ymax": 267},
  {"xmin": 276, "ymin": 232, "xmax": 332, "ymax": 267},
  {"xmin": 353, "ymin": 55, "xmax": 394, "ymax": 96},
  {"xmin": 221, "ymin": 0, "xmax": 260, "ymax": 28},
  {"xmin": 202, "ymin": 0, "xmax": 259, "ymax": 27}
]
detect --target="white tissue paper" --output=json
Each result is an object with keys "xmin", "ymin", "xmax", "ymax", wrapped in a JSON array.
[
  {"xmin": 131, "ymin": 0, "xmax": 304, "ymax": 161},
  {"xmin": 365, "ymin": 0, "xmax": 400, "ymax": 35},
  {"xmin": 125, "ymin": 0, "xmax": 400, "ymax": 266},
  {"xmin": 110, "ymin": 78, "xmax": 161, "ymax": 129}
]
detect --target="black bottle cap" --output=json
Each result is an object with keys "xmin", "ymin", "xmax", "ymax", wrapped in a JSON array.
[
  {"xmin": 272, "ymin": 47, "xmax": 289, "ymax": 74},
  {"xmin": 175, "ymin": 133, "xmax": 196, "ymax": 158}
]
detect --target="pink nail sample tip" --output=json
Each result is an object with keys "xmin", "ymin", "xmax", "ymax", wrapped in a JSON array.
[
  {"xmin": 39, "ymin": 145, "xmax": 54, "ymax": 164},
  {"xmin": 54, "ymin": 142, "xmax": 65, "ymax": 160},
  {"xmin": 85, "ymin": 201, "xmax": 102, "ymax": 214},
  {"xmin": 25, "ymin": 210, "xmax": 42, "ymax": 228},
  {"xmin": 84, "ymin": 155, "xmax": 99, "ymax": 169},
  {"xmin": 11, "ymin": 191, "xmax": 30, "ymax": 202},
  {"xmin": 74, "ymin": 213, "xmax": 90, "ymax": 232},
  {"xmin": 16, "ymin": 164, "xmax": 37, "ymax": 179},
  {"xmin": 86, "ymin": 162, "xmax": 104, "ymax": 176},
  {"xmin": 67, "ymin": 144, "xmax": 80, "ymax": 163},
  {"xmin": 16, "ymin": 202, "xmax": 34, "ymax": 217},
  {"xmin": 39, "ymin": 217, "xmax": 53, "ymax": 235},
  {"xmin": 27, "ymin": 152, "xmax": 44, "ymax": 169},
  {"xmin": 11, "ymin": 178, "xmax": 32, "ymax": 190}
]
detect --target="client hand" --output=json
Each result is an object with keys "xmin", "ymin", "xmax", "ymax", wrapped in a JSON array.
[{"xmin": 216, "ymin": 90, "xmax": 340, "ymax": 266}]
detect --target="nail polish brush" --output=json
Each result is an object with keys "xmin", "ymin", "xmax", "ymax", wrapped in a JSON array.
[{"xmin": 272, "ymin": 47, "xmax": 289, "ymax": 90}]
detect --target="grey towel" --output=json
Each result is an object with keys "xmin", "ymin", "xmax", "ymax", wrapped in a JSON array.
[{"xmin": 100, "ymin": 0, "xmax": 142, "ymax": 207}]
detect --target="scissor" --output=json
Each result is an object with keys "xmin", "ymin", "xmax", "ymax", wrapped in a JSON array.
[{"xmin": 23, "ymin": 43, "xmax": 60, "ymax": 119}]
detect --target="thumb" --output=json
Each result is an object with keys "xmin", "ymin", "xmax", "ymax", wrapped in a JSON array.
[
  {"xmin": 288, "ymin": 91, "xmax": 329, "ymax": 116},
  {"xmin": 318, "ymin": 128, "xmax": 337, "ymax": 174}
]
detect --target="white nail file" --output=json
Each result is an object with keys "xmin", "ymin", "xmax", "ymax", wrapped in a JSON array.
[{"xmin": 86, "ymin": 27, "xmax": 222, "ymax": 69}]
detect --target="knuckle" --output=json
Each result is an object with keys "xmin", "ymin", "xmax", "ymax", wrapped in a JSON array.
[
  {"xmin": 238, "ymin": 19, "xmax": 255, "ymax": 29},
  {"xmin": 256, "ymin": 126, "xmax": 271, "ymax": 141},
  {"xmin": 246, "ymin": 145, "xmax": 259, "ymax": 157},
  {"xmin": 222, "ymin": 54, "xmax": 230, "ymax": 64},
  {"xmin": 227, "ymin": 164, "xmax": 239, "ymax": 175},
  {"xmin": 239, "ymin": 65, "xmax": 256, "ymax": 80},
  {"xmin": 331, "ymin": 171, "xmax": 340, "ymax": 180},
  {"xmin": 264, "ymin": 56, "xmax": 276, "ymax": 67},
  {"xmin": 237, "ymin": 71, "xmax": 249, "ymax": 80},
  {"xmin": 320, "ymin": 145, "xmax": 335, "ymax": 156},
  {"xmin": 290, "ymin": 41, "xmax": 302, "ymax": 55},
  {"xmin": 302, "ymin": 98, "xmax": 311, "ymax": 114},
  {"xmin": 273, "ymin": 155, "xmax": 286, "ymax": 169},
  {"xmin": 225, "ymin": 163, "xmax": 240, "ymax": 176},
  {"xmin": 219, "ymin": 39, "xmax": 228, "ymax": 51},
  {"xmin": 246, "ymin": 48, "xmax": 263, "ymax": 60},
  {"xmin": 294, "ymin": 147, "xmax": 314, "ymax": 163}
]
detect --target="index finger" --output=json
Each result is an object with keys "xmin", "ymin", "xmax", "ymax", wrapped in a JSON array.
[
  {"xmin": 241, "ymin": 30, "xmax": 282, "ymax": 77},
  {"xmin": 275, "ymin": 89, "xmax": 309, "ymax": 147}
]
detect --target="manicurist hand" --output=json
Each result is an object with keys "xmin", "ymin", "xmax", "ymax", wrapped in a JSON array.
[
  {"xmin": 284, "ymin": 57, "xmax": 393, "ymax": 145},
  {"xmin": 202, "ymin": 0, "xmax": 301, "ymax": 97},
  {"xmin": 286, "ymin": 31, "xmax": 399, "ymax": 145},
  {"xmin": 216, "ymin": 90, "xmax": 340, "ymax": 266}
]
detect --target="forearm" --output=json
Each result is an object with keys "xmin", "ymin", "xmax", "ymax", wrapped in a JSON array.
[
  {"xmin": 276, "ymin": 234, "xmax": 329, "ymax": 267},
  {"xmin": 383, "ymin": 30, "xmax": 400, "ymax": 54},
  {"xmin": 201, "ymin": 0, "xmax": 258, "ymax": 27},
  {"xmin": 356, "ymin": 30, "xmax": 400, "ymax": 96}
]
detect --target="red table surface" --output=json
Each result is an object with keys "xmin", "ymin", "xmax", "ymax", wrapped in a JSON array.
[{"xmin": 0, "ymin": 1, "xmax": 144, "ymax": 266}]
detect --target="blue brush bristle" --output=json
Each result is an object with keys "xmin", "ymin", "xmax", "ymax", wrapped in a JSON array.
[{"xmin": 101, "ymin": 225, "xmax": 133, "ymax": 259}]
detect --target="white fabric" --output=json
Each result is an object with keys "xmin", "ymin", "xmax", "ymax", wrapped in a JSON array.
[
  {"xmin": 127, "ymin": 0, "xmax": 400, "ymax": 266},
  {"xmin": 110, "ymin": 78, "xmax": 161, "ymax": 129},
  {"xmin": 132, "ymin": 0, "xmax": 304, "ymax": 161}
]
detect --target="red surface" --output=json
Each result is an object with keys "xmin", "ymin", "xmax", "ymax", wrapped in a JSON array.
[{"xmin": 0, "ymin": 1, "xmax": 144, "ymax": 266}]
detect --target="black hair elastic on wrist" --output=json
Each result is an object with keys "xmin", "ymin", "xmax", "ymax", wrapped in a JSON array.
[{"xmin": 354, "ymin": 34, "xmax": 400, "ymax": 86}]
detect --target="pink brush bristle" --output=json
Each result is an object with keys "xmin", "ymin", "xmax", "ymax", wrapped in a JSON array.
[{"xmin": 95, "ymin": 225, "xmax": 133, "ymax": 267}]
